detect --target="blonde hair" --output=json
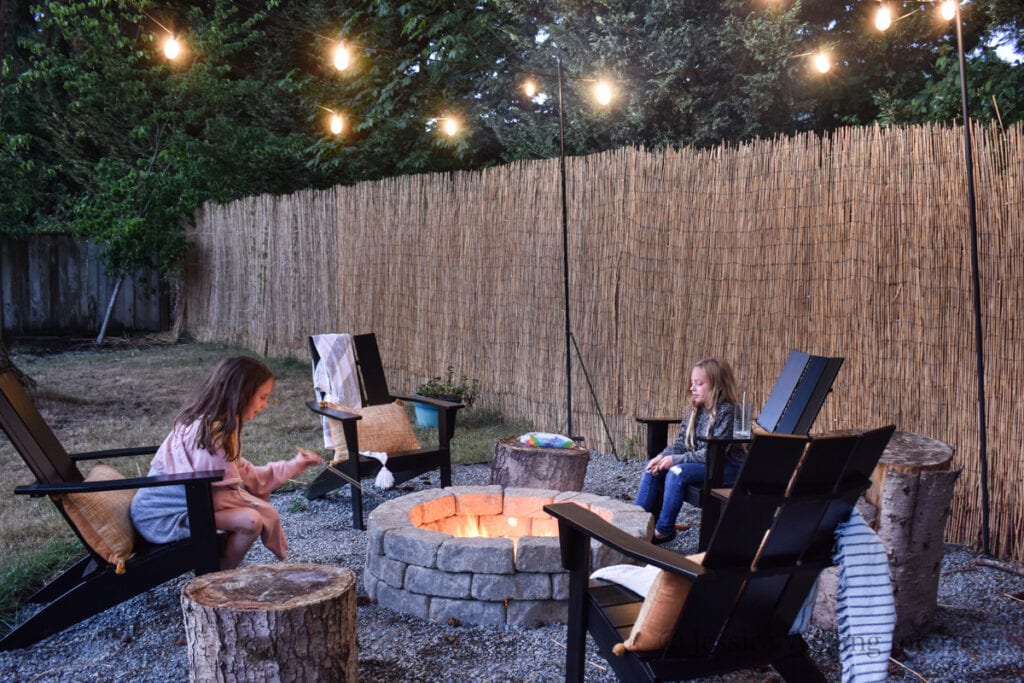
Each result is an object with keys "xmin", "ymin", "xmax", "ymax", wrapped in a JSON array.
[{"xmin": 684, "ymin": 358, "xmax": 740, "ymax": 450}]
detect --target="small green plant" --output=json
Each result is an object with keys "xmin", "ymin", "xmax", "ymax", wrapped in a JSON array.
[{"xmin": 416, "ymin": 366, "xmax": 480, "ymax": 407}]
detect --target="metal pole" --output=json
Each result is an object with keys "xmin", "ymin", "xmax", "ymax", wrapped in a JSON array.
[
  {"xmin": 557, "ymin": 49, "xmax": 574, "ymax": 438},
  {"xmin": 953, "ymin": 3, "xmax": 990, "ymax": 555}
]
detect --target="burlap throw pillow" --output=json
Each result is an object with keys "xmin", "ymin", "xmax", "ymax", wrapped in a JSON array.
[
  {"xmin": 613, "ymin": 564, "xmax": 696, "ymax": 653},
  {"xmin": 326, "ymin": 401, "xmax": 420, "ymax": 458},
  {"xmin": 57, "ymin": 463, "xmax": 137, "ymax": 574}
]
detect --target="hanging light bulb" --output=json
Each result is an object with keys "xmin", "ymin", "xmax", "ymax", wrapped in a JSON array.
[
  {"xmin": 443, "ymin": 117, "xmax": 459, "ymax": 137},
  {"xmin": 814, "ymin": 51, "xmax": 832, "ymax": 74},
  {"xmin": 940, "ymin": 0, "xmax": 957, "ymax": 21},
  {"xmin": 875, "ymin": 5, "xmax": 893, "ymax": 31},
  {"xmin": 328, "ymin": 112, "xmax": 344, "ymax": 136},
  {"xmin": 594, "ymin": 80, "xmax": 613, "ymax": 106},
  {"xmin": 163, "ymin": 35, "xmax": 181, "ymax": 60},
  {"xmin": 523, "ymin": 79, "xmax": 538, "ymax": 98},
  {"xmin": 333, "ymin": 42, "xmax": 351, "ymax": 71}
]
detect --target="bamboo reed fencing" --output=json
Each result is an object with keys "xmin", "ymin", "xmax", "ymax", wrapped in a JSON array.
[{"xmin": 185, "ymin": 123, "xmax": 1024, "ymax": 562}]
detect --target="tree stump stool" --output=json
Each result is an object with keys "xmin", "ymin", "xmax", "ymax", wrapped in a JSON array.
[
  {"xmin": 812, "ymin": 431, "xmax": 960, "ymax": 642},
  {"xmin": 181, "ymin": 563, "xmax": 358, "ymax": 682},
  {"xmin": 490, "ymin": 437, "xmax": 589, "ymax": 491}
]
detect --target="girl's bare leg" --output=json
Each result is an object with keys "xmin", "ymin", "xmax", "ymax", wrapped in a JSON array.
[{"xmin": 216, "ymin": 508, "xmax": 263, "ymax": 570}]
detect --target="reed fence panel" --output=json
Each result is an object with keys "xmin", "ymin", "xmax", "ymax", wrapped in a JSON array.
[{"xmin": 185, "ymin": 123, "xmax": 1023, "ymax": 562}]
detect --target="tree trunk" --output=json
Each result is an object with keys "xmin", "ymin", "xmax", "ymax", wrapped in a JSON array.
[
  {"xmin": 181, "ymin": 563, "xmax": 358, "ymax": 682},
  {"xmin": 814, "ymin": 431, "xmax": 959, "ymax": 642},
  {"xmin": 873, "ymin": 446, "xmax": 960, "ymax": 642},
  {"xmin": 490, "ymin": 436, "xmax": 589, "ymax": 491}
]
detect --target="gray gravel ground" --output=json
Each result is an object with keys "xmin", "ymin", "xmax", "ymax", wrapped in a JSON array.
[{"xmin": 2, "ymin": 453, "xmax": 1022, "ymax": 682}]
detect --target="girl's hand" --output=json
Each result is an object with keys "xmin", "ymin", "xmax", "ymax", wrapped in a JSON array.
[
  {"xmin": 645, "ymin": 454, "xmax": 673, "ymax": 474},
  {"xmin": 294, "ymin": 447, "xmax": 325, "ymax": 469}
]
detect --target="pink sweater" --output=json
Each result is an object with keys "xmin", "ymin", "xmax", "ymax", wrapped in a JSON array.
[{"xmin": 146, "ymin": 420, "xmax": 306, "ymax": 559}]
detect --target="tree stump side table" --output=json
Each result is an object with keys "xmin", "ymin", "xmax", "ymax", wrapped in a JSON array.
[
  {"xmin": 490, "ymin": 436, "xmax": 589, "ymax": 491},
  {"xmin": 181, "ymin": 563, "xmax": 358, "ymax": 682},
  {"xmin": 812, "ymin": 431, "xmax": 961, "ymax": 642}
]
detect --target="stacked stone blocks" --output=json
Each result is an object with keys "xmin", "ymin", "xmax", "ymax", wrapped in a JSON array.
[{"xmin": 364, "ymin": 485, "xmax": 652, "ymax": 627}]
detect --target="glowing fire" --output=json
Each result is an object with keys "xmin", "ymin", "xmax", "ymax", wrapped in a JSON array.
[
  {"xmin": 448, "ymin": 514, "xmax": 488, "ymax": 538},
  {"xmin": 424, "ymin": 512, "xmax": 558, "ymax": 557}
]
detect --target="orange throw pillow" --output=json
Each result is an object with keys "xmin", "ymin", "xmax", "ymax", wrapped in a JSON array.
[
  {"xmin": 57, "ymin": 464, "xmax": 137, "ymax": 574},
  {"xmin": 325, "ymin": 401, "xmax": 420, "ymax": 459}
]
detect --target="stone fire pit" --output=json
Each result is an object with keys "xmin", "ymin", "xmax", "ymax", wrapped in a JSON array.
[{"xmin": 364, "ymin": 485, "xmax": 652, "ymax": 627}]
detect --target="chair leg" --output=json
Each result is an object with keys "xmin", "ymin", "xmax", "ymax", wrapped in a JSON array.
[
  {"xmin": 351, "ymin": 482, "xmax": 365, "ymax": 530},
  {"xmin": 0, "ymin": 562, "xmax": 168, "ymax": 651},
  {"xmin": 26, "ymin": 555, "xmax": 98, "ymax": 604},
  {"xmin": 772, "ymin": 652, "xmax": 828, "ymax": 683},
  {"xmin": 305, "ymin": 466, "xmax": 347, "ymax": 500}
]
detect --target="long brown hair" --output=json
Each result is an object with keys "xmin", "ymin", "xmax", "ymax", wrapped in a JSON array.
[
  {"xmin": 685, "ymin": 358, "xmax": 739, "ymax": 450},
  {"xmin": 176, "ymin": 356, "xmax": 273, "ymax": 461}
]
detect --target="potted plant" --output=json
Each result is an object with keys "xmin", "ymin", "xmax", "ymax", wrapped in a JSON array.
[{"xmin": 413, "ymin": 366, "xmax": 479, "ymax": 428}]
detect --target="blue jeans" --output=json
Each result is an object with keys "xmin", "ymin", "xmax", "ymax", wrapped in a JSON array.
[{"xmin": 635, "ymin": 459, "xmax": 742, "ymax": 536}]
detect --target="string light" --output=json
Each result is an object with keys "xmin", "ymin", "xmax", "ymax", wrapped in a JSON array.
[
  {"xmin": 333, "ymin": 41, "xmax": 351, "ymax": 71},
  {"xmin": 163, "ymin": 35, "xmax": 181, "ymax": 60},
  {"xmin": 940, "ymin": 0, "xmax": 957, "ymax": 21},
  {"xmin": 593, "ymin": 80, "xmax": 613, "ymax": 106},
  {"xmin": 814, "ymin": 50, "xmax": 832, "ymax": 74},
  {"xmin": 442, "ymin": 116, "xmax": 460, "ymax": 137},
  {"xmin": 875, "ymin": 5, "xmax": 893, "ymax": 31},
  {"xmin": 328, "ymin": 112, "xmax": 345, "ymax": 135}
]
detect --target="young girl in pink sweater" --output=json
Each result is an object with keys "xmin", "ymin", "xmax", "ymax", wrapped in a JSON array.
[{"xmin": 131, "ymin": 356, "xmax": 322, "ymax": 569}]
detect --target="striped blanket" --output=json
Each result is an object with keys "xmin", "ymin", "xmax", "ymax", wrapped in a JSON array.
[{"xmin": 834, "ymin": 509, "xmax": 896, "ymax": 682}]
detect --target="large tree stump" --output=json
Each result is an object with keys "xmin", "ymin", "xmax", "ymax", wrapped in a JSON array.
[
  {"xmin": 812, "ymin": 431, "xmax": 960, "ymax": 642},
  {"xmin": 181, "ymin": 563, "xmax": 358, "ymax": 682},
  {"xmin": 490, "ymin": 437, "xmax": 589, "ymax": 491}
]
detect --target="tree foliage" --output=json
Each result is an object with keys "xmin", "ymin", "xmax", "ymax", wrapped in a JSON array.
[
  {"xmin": 1, "ymin": 0, "xmax": 1021, "ymax": 280},
  {"xmin": 1, "ymin": 0, "xmax": 328, "ymax": 277}
]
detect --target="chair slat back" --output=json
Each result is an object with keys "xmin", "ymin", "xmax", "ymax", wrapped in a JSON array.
[
  {"xmin": 756, "ymin": 350, "xmax": 843, "ymax": 434},
  {"xmin": 701, "ymin": 433, "xmax": 810, "ymax": 569},
  {"xmin": 757, "ymin": 433, "xmax": 863, "ymax": 565},
  {"xmin": 678, "ymin": 426, "xmax": 894, "ymax": 658},
  {"xmin": 352, "ymin": 333, "xmax": 392, "ymax": 406},
  {"xmin": 309, "ymin": 333, "xmax": 394, "ymax": 407},
  {"xmin": 0, "ymin": 372, "xmax": 81, "ymax": 484}
]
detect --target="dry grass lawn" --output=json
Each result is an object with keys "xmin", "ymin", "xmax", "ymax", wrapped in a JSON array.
[
  {"xmin": 0, "ymin": 340, "xmax": 315, "ymax": 583},
  {"xmin": 0, "ymin": 338, "xmax": 526, "ymax": 624}
]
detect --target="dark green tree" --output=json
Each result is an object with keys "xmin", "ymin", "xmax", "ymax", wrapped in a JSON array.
[{"xmin": 2, "ymin": 0, "xmax": 328, "ymax": 278}]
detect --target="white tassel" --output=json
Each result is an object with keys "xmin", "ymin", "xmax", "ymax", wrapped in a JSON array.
[{"xmin": 361, "ymin": 451, "xmax": 395, "ymax": 489}]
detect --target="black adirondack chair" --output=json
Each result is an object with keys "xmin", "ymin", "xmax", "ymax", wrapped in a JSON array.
[
  {"xmin": 636, "ymin": 350, "xmax": 843, "ymax": 549},
  {"xmin": 545, "ymin": 424, "xmax": 895, "ymax": 682},
  {"xmin": 0, "ymin": 372, "xmax": 221, "ymax": 651},
  {"xmin": 304, "ymin": 333, "xmax": 461, "ymax": 529}
]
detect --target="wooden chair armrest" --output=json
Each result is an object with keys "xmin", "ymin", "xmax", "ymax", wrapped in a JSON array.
[
  {"xmin": 634, "ymin": 416, "xmax": 682, "ymax": 426},
  {"xmin": 544, "ymin": 502, "xmax": 705, "ymax": 580},
  {"xmin": 70, "ymin": 446, "xmax": 159, "ymax": 461},
  {"xmin": 695, "ymin": 435, "xmax": 751, "ymax": 446},
  {"xmin": 635, "ymin": 416, "xmax": 683, "ymax": 459},
  {"xmin": 392, "ymin": 394, "xmax": 463, "ymax": 445},
  {"xmin": 393, "ymin": 393, "xmax": 465, "ymax": 410},
  {"xmin": 15, "ymin": 470, "xmax": 224, "ymax": 496},
  {"xmin": 305, "ymin": 400, "xmax": 360, "ymax": 422}
]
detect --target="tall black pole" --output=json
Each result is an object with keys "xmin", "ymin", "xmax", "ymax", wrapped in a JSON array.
[
  {"xmin": 557, "ymin": 49, "xmax": 573, "ymax": 438},
  {"xmin": 954, "ymin": 3, "xmax": 990, "ymax": 555}
]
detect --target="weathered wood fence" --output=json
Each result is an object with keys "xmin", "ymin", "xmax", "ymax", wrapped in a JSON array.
[
  {"xmin": 1, "ymin": 234, "xmax": 168, "ymax": 335},
  {"xmin": 185, "ymin": 123, "xmax": 1024, "ymax": 562}
]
